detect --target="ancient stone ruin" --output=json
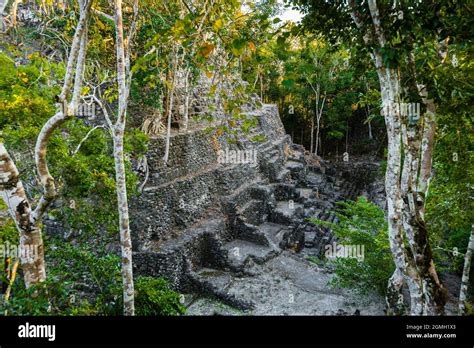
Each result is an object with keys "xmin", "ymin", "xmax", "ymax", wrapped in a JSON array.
[{"xmin": 130, "ymin": 91, "xmax": 386, "ymax": 315}]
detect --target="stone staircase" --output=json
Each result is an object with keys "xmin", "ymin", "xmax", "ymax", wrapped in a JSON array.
[
  {"xmin": 131, "ymin": 100, "xmax": 385, "ymax": 315},
  {"xmin": 179, "ymin": 143, "xmax": 386, "ymax": 314}
]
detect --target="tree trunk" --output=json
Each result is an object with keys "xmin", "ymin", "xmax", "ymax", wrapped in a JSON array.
[
  {"xmin": 113, "ymin": 0, "xmax": 135, "ymax": 316},
  {"xmin": 310, "ymin": 112, "xmax": 314, "ymax": 154},
  {"xmin": 377, "ymin": 58, "xmax": 446, "ymax": 316},
  {"xmin": 459, "ymin": 225, "xmax": 474, "ymax": 314},
  {"xmin": 0, "ymin": 144, "xmax": 46, "ymax": 287},
  {"xmin": 368, "ymin": 119, "xmax": 373, "ymax": 140},
  {"xmin": 112, "ymin": 130, "xmax": 135, "ymax": 316},
  {"xmin": 163, "ymin": 83, "xmax": 174, "ymax": 163},
  {"xmin": 163, "ymin": 46, "xmax": 178, "ymax": 164},
  {"xmin": 367, "ymin": 105, "xmax": 373, "ymax": 140},
  {"xmin": 315, "ymin": 92, "xmax": 325, "ymax": 157},
  {"xmin": 183, "ymin": 68, "xmax": 191, "ymax": 132},
  {"xmin": 349, "ymin": 0, "xmax": 448, "ymax": 315},
  {"xmin": 10, "ymin": 0, "xmax": 18, "ymax": 27},
  {"xmin": 386, "ymin": 268, "xmax": 405, "ymax": 315}
]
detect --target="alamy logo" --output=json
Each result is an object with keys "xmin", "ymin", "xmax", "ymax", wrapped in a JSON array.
[
  {"xmin": 217, "ymin": 148, "xmax": 258, "ymax": 166},
  {"xmin": 383, "ymin": 102, "xmax": 421, "ymax": 124},
  {"xmin": 325, "ymin": 243, "xmax": 364, "ymax": 262},
  {"xmin": 18, "ymin": 322, "xmax": 56, "ymax": 341},
  {"xmin": 0, "ymin": 242, "xmax": 39, "ymax": 263}
]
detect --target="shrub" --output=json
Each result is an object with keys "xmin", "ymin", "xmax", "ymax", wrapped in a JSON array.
[
  {"xmin": 309, "ymin": 197, "xmax": 394, "ymax": 296},
  {"xmin": 134, "ymin": 277, "xmax": 186, "ymax": 316},
  {"xmin": 1, "ymin": 242, "xmax": 185, "ymax": 316}
]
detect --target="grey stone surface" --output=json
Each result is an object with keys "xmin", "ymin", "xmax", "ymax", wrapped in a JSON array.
[
  {"xmin": 186, "ymin": 252, "xmax": 385, "ymax": 316},
  {"xmin": 127, "ymin": 95, "xmax": 387, "ymax": 316}
]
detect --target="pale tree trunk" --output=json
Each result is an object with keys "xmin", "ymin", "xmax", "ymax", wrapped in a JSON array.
[
  {"xmin": 345, "ymin": 121, "xmax": 349, "ymax": 153},
  {"xmin": 10, "ymin": 0, "xmax": 18, "ymax": 27},
  {"xmin": 163, "ymin": 45, "xmax": 178, "ymax": 164},
  {"xmin": 459, "ymin": 225, "xmax": 474, "ymax": 314},
  {"xmin": 366, "ymin": 0, "xmax": 445, "ymax": 315},
  {"xmin": 364, "ymin": 80, "xmax": 373, "ymax": 140},
  {"xmin": 315, "ymin": 91, "xmax": 325, "ymax": 157},
  {"xmin": 112, "ymin": 0, "xmax": 137, "ymax": 316},
  {"xmin": 368, "ymin": 119, "xmax": 373, "ymax": 139},
  {"xmin": 310, "ymin": 112, "xmax": 314, "ymax": 154},
  {"xmin": 367, "ymin": 106, "xmax": 373, "ymax": 140},
  {"xmin": 306, "ymin": 78, "xmax": 325, "ymax": 157},
  {"xmin": 112, "ymin": 128, "xmax": 134, "ymax": 316},
  {"xmin": 183, "ymin": 67, "xmax": 191, "ymax": 131},
  {"xmin": 347, "ymin": 0, "xmax": 445, "ymax": 315},
  {"xmin": 0, "ymin": 144, "xmax": 46, "ymax": 287}
]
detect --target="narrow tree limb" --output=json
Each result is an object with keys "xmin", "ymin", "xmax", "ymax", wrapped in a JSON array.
[
  {"xmin": 72, "ymin": 125, "xmax": 106, "ymax": 156},
  {"xmin": 58, "ymin": 0, "xmax": 93, "ymax": 105}
]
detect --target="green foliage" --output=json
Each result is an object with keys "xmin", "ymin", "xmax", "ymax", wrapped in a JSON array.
[
  {"xmin": 0, "ymin": 50, "xmax": 148, "ymax": 238},
  {"xmin": 1, "ymin": 242, "xmax": 185, "ymax": 316},
  {"xmin": 0, "ymin": 278, "xmax": 88, "ymax": 316},
  {"xmin": 309, "ymin": 197, "xmax": 394, "ymax": 296},
  {"xmin": 134, "ymin": 277, "xmax": 186, "ymax": 316}
]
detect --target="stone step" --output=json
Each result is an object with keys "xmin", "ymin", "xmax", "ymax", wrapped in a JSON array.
[
  {"xmin": 190, "ymin": 267, "xmax": 254, "ymax": 310},
  {"xmin": 304, "ymin": 231, "xmax": 317, "ymax": 248},
  {"xmin": 236, "ymin": 199, "xmax": 266, "ymax": 225},
  {"xmin": 257, "ymin": 222, "xmax": 287, "ymax": 249},
  {"xmin": 266, "ymin": 148, "xmax": 281, "ymax": 158},
  {"xmin": 222, "ymin": 239, "xmax": 279, "ymax": 272},
  {"xmin": 287, "ymin": 149, "xmax": 305, "ymax": 163},
  {"xmin": 271, "ymin": 182, "xmax": 298, "ymax": 200},
  {"xmin": 270, "ymin": 200, "xmax": 303, "ymax": 225},
  {"xmin": 285, "ymin": 160, "xmax": 305, "ymax": 172},
  {"xmin": 275, "ymin": 168, "xmax": 291, "ymax": 182},
  {"xmin": 268, "ymin": 153, "xmax": 282, "ymax": 166},
  {"xmin": 296, "ymin": 188, "xmax": 313, "ymax": 200},
  {"xmin": 305, "ymin": 173, "xmax": 324, "ymax": 187}
]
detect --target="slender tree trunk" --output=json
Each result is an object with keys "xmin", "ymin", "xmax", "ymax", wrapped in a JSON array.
[
  {"xmin": 163, "ymin": 88, "xmax": 173, "ymax": 163},
  {"xmin": 314, "ymin": 86, "xmax": 319, "ymax": 156},
  {"xmin": 315, "ymin": 92, "xmax": 325, "ymax": 157},
  {"xmin": 163, "ymin": 46, "xmax": 178, "ymax": 164},
  {"xmin": 459, "ymin": 225, "xmax": 474, "ymax": 314},
  {"xmin": 368, "ymin": 118, "xmax": 373, "ymax": 140},
  {"xmin": 319, "ymin": 130, "xmax": 322, "ymax": 157},
  {"xmin": 366, "ymin": 103, "xmax": 373, "ymax": 140},
  {"xmin": 345, "ymin": 120, "xmax": 349, "ymax": 153},
  {"xmin": 10, "ymin": 0, "xmax": 18, "ymax": 27},
  {"xmin": 183, "ymin": 67, "xmax": 191, "ymax": 131},
  {"xmin": 310, "ymin": 112, "xmax": 314, "ymax": 154},
  {"xmin": 113, "ymin": 0, "xmax": 135, "ymax": 316},
  {"xmin": 112, "ymin": 129, "xmax": 135, "ymax": 316}
]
